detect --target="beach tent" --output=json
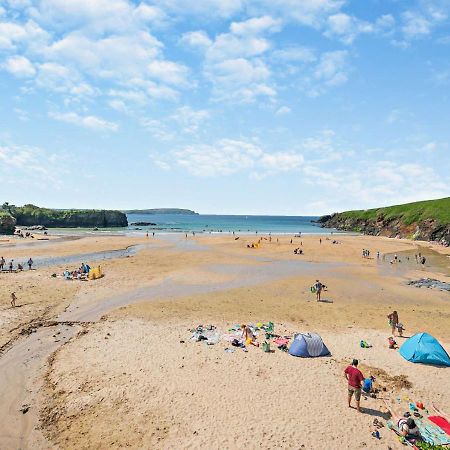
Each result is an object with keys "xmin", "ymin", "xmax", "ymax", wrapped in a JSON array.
[
  {"xmin": 400, "ymin": 332, "xmax": 450, "ymax": 367},
  {"xmin": 288, "ymin": 332, "xmax": 330, "ymax": 358},
  {"xmin": 88, "ymin": 265, "xmax": 103, "ymax": 280}
]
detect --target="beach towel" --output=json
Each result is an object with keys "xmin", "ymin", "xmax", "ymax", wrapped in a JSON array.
[
  {"xmin": 273, "ymin": 337, "xmax": 289, "ymax": 346},
  {"xmin": 429, "ymin": 416, "xmax": 450, "ymax": 436},
  {"xmin": 415, "ymin": 418, "xmax": 450, "ymax": 446}
]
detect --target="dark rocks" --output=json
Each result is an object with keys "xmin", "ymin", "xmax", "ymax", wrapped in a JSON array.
[
  {"xmin": 130, "ymin": 222, "xmax": 157, "ymax": 226},
  {"xmin": 0, "ymin": 212, "xmax": 16, "ymax": 235},
  {"xmin": 407, "ymin": 278, "xmax": 450, "ymax": 292}
]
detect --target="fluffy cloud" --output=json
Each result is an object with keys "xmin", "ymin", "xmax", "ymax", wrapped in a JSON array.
[
  {"xmin": 3, "ymin": 55, "xmax": 36, "ymax": 77},
  {"xmin": 180, "ymin": 30, "xmax": 212, "ymax": 49},
  {"xmin": 0, "ymin": 141, "xmax": 65, "ymax": 183},
  {"xmin": 171, "ymin": 106, "xmax": 210, "ymax": 133},
  {"xmin": 154, "ymin": 139, "xmax": 304, "ymax": 177},
  {"xmin": 49, "ymin": 111, "xmax": 118, "ymax": 131},
  {"xmin": 325, "ymin": 13, "xmax": 395, "ymax": 44}
]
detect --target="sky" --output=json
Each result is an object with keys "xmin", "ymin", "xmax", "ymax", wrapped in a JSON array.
[{"xmin": 0, "ymin": 0, "xmax": 449, "ymax": 215}]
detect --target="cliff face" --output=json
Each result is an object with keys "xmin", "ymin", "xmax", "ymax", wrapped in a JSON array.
[
  {"xmin": 2, "ymin": 204, "xmax": 128, "ymax": 228},
  {"xmin": 0, "ymin": 212, "xmax": 16, "ymax": 234},
  {"xmin": 318, "ymin": 214, "xmax": 450, "ymax": 246}
]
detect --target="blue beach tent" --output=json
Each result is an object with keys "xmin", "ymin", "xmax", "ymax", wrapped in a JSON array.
[
  {"xmin": 289, "ymin": 332, "xmax": 330, "ymax": 358},
  {"xmin": 400, "ymin": 333, "xmax": 450, "ymax": 367}
]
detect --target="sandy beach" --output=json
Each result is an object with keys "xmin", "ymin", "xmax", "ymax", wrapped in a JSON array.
[{"xmin": 0, "ymin": 232, "xmax": 449, "ymax": 449}]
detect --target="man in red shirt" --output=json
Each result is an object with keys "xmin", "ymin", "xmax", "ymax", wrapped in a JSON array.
[{"xmin": 344, "ymin": 359, "xmax": 364, "ymax": 412}]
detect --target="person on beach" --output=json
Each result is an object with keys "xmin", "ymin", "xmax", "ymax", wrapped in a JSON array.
[
  {"xmin": 387, "ymin": 311, "xmax": 399, "ymax": 335},
  {"xmin": 241, "ymin": 324, "xmax": 257, "ymax": 346},
  {"xmin": 313, "ymin": 279, "xmax": 325, "ymax": 302},
  {"xmin": 11, "ymin": 292, "xmax": 17, "ymax": 307},
  {"xmin": 9, "ymin": 260, "xmax": 13, "ymax": 272},
  {"xmin": 27, "ymin": 258, "xmax": 33, "ymax": 270},
  {"xmin": 0, "ymin": 256, "xmax": 4, "ymax": 271},
  {"xmin": 344, "ymin": 359, "xmax": 364, "ymax": 412}
]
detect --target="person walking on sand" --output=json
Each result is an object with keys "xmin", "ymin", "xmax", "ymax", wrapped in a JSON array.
[
  {"xmin": 314, "ymin": 279, "xmax": 324, "ymax": 302},
  {"xmin": 344, "ymin": 359, "xmax": 364, "ymax": 412},
  {"xmin": 387, "ymin": 311, "xmax": 399, "ymax": 336},
  {"xmin": 11, "ymin": 292, "xmax": 17, "ymax": 307},
  {"xmin": 27, "ymin": 258, "xmax": 33, "ymax": 270}
]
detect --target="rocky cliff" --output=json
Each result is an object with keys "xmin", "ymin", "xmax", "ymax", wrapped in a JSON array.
[
  {"xmin": 1, "ymin": 204, "xmax": 128, "ymax": 229},
  {"xmin": 0, "ymin": 211, "xmax": 16, "ymax": 234},
  {"xmin": 318, "ymin": 197, "xmax": 450, "ymax": 246}
]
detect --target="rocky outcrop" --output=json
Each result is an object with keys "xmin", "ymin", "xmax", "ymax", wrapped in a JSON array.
[
  {"xmin": 318, "ymin": 214, "xmax": 450, "ymax": 246},
  {"xmin": 0, "ymin": 212, "xmax": 16, "ymax": 235}
]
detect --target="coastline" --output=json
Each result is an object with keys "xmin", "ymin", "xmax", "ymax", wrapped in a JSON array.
[{"xmin": 0, "ymin": 232, "xmax": 449, "ymax": 449}]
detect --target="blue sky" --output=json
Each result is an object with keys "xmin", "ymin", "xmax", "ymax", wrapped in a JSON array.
[{"xmin": 0, "ymin": 0, "xmax": 449, "ymax": 215}]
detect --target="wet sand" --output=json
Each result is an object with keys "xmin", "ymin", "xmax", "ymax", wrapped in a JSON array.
[{"xmin": 0, "ymin": 233, "xmax": 449, "ymax": 449}]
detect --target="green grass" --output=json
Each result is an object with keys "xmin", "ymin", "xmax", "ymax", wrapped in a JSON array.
[{"xmin": 338, "ymin": 197, "xmax": 450, "ymax": 226}]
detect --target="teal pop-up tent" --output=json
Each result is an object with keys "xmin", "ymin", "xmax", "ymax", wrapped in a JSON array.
[{"xmin": 400, "ymin": 333, "xmax": 450, "ymax": 367}]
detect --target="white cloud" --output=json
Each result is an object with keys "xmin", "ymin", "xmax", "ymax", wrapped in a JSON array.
[
  {"xmin": 0, "ymin": 19, "xmax": 49, "ymax": 50},
  {"xmin": 49, "ymin": 111, "xmax": 118, "ymax": 131},
  {"xmin": 147, "ymin": 60, "xmax": 190, "ymax": 86},
  {"xmin": 180, "ymin": 30, "xmax": 212, "ymax": 49},
  {"xmin": 29, "ymin": 0, "xmax": 166, "ymax": 33},
  {"xmin": 325, "ymin": 13, "xmax": 395, "ymax": 44},
  {"xmin": 154, "ymin": 138, "xmax": 305, "ymax": 177},
  {"xmin": 230, "ymin": 15, "xmax": 281, "ymax": 35},
  {"xmin": 275, "ymin": 106, "xmax": 291, "ymax": 115},
  {"xmin": 421, "ymin": 141, "xmax": 437, "ymax": 151},
  {"xmin": 171, "ymin": 106, "xmax": 210, "ymax": 133},
  {"xmin": 0, "ymin": 142, "xmax": 64, "ymax": 182},
  {"xmin": 149, "ymin": 0, "xmax": 243, "ymax": 19},
  {"xmin": 3, "ymin": 55, "xmax": 36, "ymax": 77},
  {"xmin": 249, "ymin": 0, "xmax": 345, "ymax": 27},
  {"xmin": 307, "ymin": 50, "xmax": 349, "ymax": 95}
]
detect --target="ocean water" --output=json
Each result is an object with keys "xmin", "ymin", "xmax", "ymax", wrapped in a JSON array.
[{"xmin": 126, "ymin": 214, "xmax": 337, "ymax": 235}]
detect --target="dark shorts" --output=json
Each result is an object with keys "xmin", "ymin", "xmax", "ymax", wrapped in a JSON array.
[{"xmin": 348, "ymin": 386, "xmax": 361, "ymax": 401}]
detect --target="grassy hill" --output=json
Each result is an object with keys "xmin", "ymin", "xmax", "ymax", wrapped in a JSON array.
[
  {"xmin": 318, "ymin": 197, "xmax": 450, "ymax": 246},
  {"xmin": 336, "ymin": 197, "xmax": 450, "ymax": 226}
]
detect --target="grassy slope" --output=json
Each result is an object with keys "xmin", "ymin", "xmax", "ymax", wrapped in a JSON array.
[{"xmin": 337, "ymin": 197, "xmax": 450, "ymax": 226}]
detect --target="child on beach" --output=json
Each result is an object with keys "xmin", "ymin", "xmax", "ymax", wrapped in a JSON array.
[
  {"xmin": 396, "ymin": 323, "xmax": 405, "ymax": 337},
  {"xmin": 388, "ymin": 336, "xmax": 398, "ymax": 349},
  {"xmin": 11, "ymin": 292, "xmax": 17, "ymax": 307}
]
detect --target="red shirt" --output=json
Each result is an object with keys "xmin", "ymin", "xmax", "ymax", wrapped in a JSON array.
[{"xmin": 345, "ymin": 366, "xmax": 364, "ymax": 388}]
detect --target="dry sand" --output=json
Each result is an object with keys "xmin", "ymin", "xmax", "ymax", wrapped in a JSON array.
[{"xmin": 0, "ymin": 232, "xmax": 449, "ymax": 449}]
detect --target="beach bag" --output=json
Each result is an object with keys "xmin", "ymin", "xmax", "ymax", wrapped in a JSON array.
[{"xmin": 262, "ymin": 341, "xmax": 271, "ymax": 353}]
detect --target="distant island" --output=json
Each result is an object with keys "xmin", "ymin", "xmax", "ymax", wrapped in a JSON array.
[
  {"xmin": 124, "ymin": 208, "xmax": 198, "ymax": 215},
  {"xmin": 318, "ymin": 197, "xmax": 450, "ymax": 246},
  {"xmin": 0, "ymin": 203, "xmax": 128, "ymax": 234}
]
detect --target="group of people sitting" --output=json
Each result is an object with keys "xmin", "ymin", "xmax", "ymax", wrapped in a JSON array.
[
  {"xmin": 293, "ymin": 248, "xmax": 303, "ymax": 254},
  {"xmin": 63, "ymin": 262, "xmax": 91, "ymax": 280}
]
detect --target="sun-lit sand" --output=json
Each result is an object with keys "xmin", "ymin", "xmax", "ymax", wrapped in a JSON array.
[{"xmin": 0, "ymin": 232, "xmax": 449, "ymax": 449}]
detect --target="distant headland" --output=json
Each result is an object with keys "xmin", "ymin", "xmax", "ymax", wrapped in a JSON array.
[
  {"xmin": 124, "ymin": 208, "xmax": 199, "ymax": 215},
  {"xmin": 0, "ymin": 203, "xmax": 128, "ymax": 234}
]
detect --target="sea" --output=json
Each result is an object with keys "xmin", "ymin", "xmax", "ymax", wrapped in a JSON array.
[{"xmin": 125, "ymin": 214, "xmax": 337, "ymax": 235}]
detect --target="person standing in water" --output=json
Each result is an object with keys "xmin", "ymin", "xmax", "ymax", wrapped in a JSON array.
[
  {"xmin": 387, "ymin": 311, "xmax": 399, "ymax": 336},
  {"xmin": 0, "ymin": 256, "xmax": 4, "ymax": 271},
  {"xmin": 27, "ymin": 258, "xmax": 33, "ymax": 270}
]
